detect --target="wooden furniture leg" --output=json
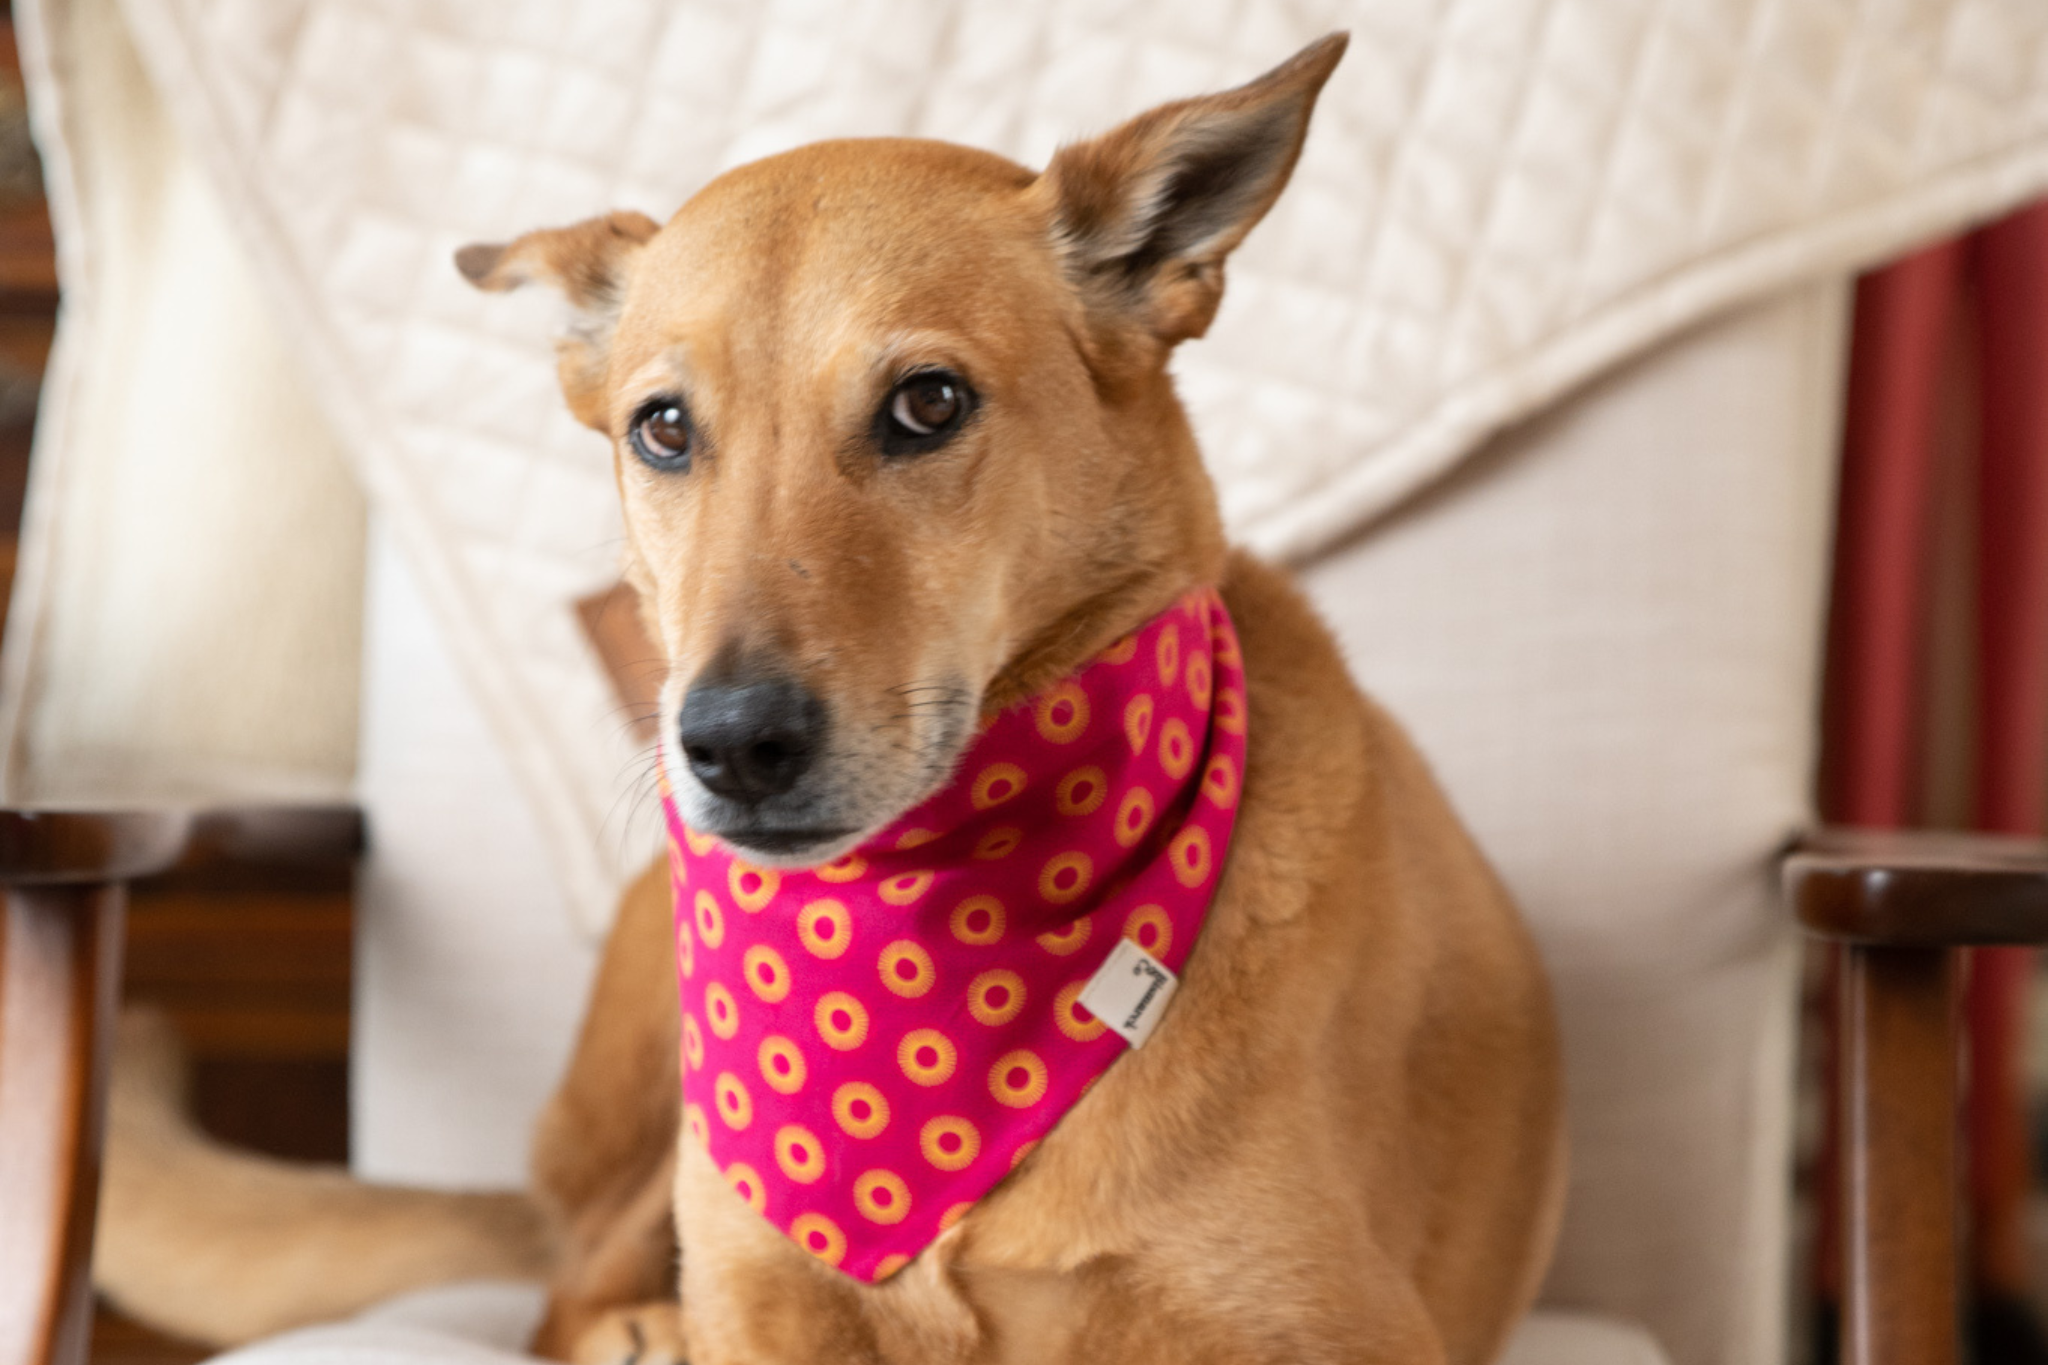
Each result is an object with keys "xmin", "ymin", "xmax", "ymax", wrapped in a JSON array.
[
  {"xmin": 0, "ymin": 806, "xmax": 358, "ymax": 1365},
  {"xmin": 1790, "ymin": 828, "xmax": 2048, "ymax": 1364},
  {"xmin": 1839, "ymin": 943, "xmax": 1960, "ymax": 1365},
  {"xmin": 0, "ymin": 883, "xmax": 124, "ymax": 1365}
]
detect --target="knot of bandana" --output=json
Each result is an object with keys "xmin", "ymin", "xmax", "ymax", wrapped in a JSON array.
[{"xmin": 661, "ymin": 586, "xmax": 1247, "ymax": 1281}]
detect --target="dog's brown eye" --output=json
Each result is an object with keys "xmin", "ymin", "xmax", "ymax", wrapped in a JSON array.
[
  {"xmin": 630, "ymin": 399, "xmax": 693, "ymax": 471},
  {"xmin": 892, "ymin": 378, "xmax": 959, "ymax": 434},
  {"xmin": 880, "ymin": 370, "xmax": 974, "ymax": 454}
]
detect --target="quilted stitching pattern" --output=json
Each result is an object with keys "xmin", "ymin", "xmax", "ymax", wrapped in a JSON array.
[{"xmin": 107, "ymin": 0, "xmax": 2048, "ymax": 929}]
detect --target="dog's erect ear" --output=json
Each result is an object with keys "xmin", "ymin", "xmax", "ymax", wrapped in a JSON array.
[
  {"xmin": 1037, "ymin": 34, "xmax": 1345, "ymax": 347},
  {"xmin": 454, "ymin": 210, "xmax": 661, "ymax": 430}
]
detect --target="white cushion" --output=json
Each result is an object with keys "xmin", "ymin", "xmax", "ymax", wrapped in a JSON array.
[
  {"xmin": 1502, "ymin": 1314, "xmax": 1672, "ymax": 1365},
  {"xmin": 351, "ymin": 524, "xmax": 596, "ymax": 1187},
  {"xmin": 203, "ymin": 1283, "xmax": 543, "ymax": 1365}
]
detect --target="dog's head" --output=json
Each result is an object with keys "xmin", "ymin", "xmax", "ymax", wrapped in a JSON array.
[{"xmin": 458, "ymin": 37, "xmax": 1343, "ymax": 865}]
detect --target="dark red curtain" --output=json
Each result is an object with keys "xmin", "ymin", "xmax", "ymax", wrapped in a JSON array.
[{"xmin": 1819, "ymin": 201, "xmax": 2048, "ymax": 1312}]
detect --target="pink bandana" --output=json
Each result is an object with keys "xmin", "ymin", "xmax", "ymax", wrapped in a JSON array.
[{"xmin": 661, "ymin": 587, "xmax": 1246, "ymax": 1281}]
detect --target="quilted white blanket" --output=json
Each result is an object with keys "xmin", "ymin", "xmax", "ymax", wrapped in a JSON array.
[{"xmin": 36, "ymin": 0, "xmax": 2048, "ymax": 926}]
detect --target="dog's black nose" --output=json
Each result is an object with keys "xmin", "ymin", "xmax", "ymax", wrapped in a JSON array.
[{"xmin": 677, "ymin": 676, "xmax": 826, "ymax": 803}]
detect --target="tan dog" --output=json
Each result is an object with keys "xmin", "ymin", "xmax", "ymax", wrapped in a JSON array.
[{"xmin": 95, "ymin": 36, "xmax": 1563, "ymax": 1365}]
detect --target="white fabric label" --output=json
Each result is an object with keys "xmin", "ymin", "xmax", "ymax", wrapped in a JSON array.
[{"xmin": 1078, "ymin": 938, "xmax": 1179, "ymax": 1049}]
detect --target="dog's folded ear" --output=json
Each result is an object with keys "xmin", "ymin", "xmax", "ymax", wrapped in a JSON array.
[
  {"xmin": 454, "ymin": 210, "xmax": 661, "ymax": 430},
  {"xmin": 1036, "ymin": 34, "xmax": 1346, "ymax": 348}
]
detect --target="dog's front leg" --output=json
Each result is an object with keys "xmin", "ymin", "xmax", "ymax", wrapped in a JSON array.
[{"xmin": 568, "ymin": 1301, "xmax": 690, "ymax": 1365}]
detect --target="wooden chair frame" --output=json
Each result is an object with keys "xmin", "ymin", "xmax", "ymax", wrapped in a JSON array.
[
  {"xmin": 1786, "ymin": 827, "xmax": 2048, "ymax": 1365},
  {"xmin": 0, "ymin": 815, "xmax": 2031, "ymax": 1365},
  {"xmin": 0, "ymin": 807, "xmax": 361, "ymax": 1365}
]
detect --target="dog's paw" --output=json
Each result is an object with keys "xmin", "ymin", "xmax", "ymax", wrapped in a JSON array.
[{"xmin": 569, "ymin": 1302, "xmax": 689, "ymax": 1365}]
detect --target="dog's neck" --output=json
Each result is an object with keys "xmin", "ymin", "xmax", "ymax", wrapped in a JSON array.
[{"xmin": 980, "ymin": 394, "xmax": 1227, "ymax": 719}]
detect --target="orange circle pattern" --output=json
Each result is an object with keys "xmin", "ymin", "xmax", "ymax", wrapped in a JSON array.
[
  {"xmin": 816, "ymin": 853, "xmax": 867, "ymax": 883},
  {"xmin": 919, "ymin": 1115, "xmax": 981, "ymax": 1171},
  {"xmin": 814, "ymin": 992, "xmax": 870, "ymax": 1051},
  {"xmin": 743, "ymin": 944, "xmax": 791, "ymax": 1003},
  {"xmin": 971, "ymin": 762, "xmax": 1028, "ymax": 810},
  {"xmin": 775, "ymin": 1124, "xmax": 828, "ymax": 1184},
  {"xmin": 704, "ymin": 982, "xmax": 740, "ymax": 1040},
  {"xmin": 878, "ymin": 940, "xmax": 936, "ymax": 998},
  {"xmin": 729, "ymin": 862, "xmax": 779, "ymax": 913},
  {"xmin": 790, "ymin": 1211, "xmax": 846, "ymax": 1266},
  {"xmin": 1159, "ymin": 717, "xmax": 1195, "ymax": 780},
  {"xmin": 726, "ymin": 1161, "xmax": 767, "ymax": 1213},
  {"xmin": 832, "ymin": 1081, "xmax": 891, "ymax": 1140},
  {"xmin": 1202, "ymin": 754, "xmax": 1239, "ymax": 809},
  {"xmin": 972, "ymin": 825, "xmax": 1022, "ymax": 860},
  {"xmin": 1038, "ymin": 851, "xmax": 1094, "ymax": 905},
  {"xmin": 989, "ymin": 1050, "xmax": 1049, "ymax": 1109},
  {"xmin": 1170, "ymin": 827, "xmax": 1212, "ymax": 888},
  {"xmin": 683, "ymin": 1103, "xmax": 709, "ymax": 1150},
  {"xmin": 1113, "ymin": 786, "xmax": 1156, "ymax": 849},
  {"xmin": 966, "ymin": 969, "xmax": 1027, "ymax": 1027},
  {"xmin": 878, "ymin": 870, "xmax": 935, "ymax": 906},
  {"xmin": 1123, "ymin": 693, "xmax": 1154, "ymax": 755},
  {"xmin": 693, "ymin": 890, "xmax": 725, "ymax": 950},
  {"xmin": 1035, "ymin": 915, "xmax": 1092, "ymax": 956},
  {"xmin": 1054, "ymin": 982, "xmax": 1107, "ymax": 1043},
  {"xmin": 852, "ymin": 1169, "xmax": 912, "ymax": 1225},
  {"xmin": 798, "ymin": 899, "xmax": 852, "ymax": 960},
  {"xmin": 897, "ymin": 1029, "xmax": 957, "ymax": 1086},
  {"xmin": 1033, "ymin": 681, "xmax": 1090, "ymax": 744},
  {"xmin": 1155, "ymin": 625, "xmax": 1180, "ymax": 686},
  {"xmin": 714, "ymin": 1072, "xmax": 753, "ymax": 1130},
  {"xmin": 1123, "ymin": 904, "xmax": 1173, "ymax": 957},
  {"xmin": 1184, "ymin": 651, "xmax": 1213, "ymax": 710},
  {"xmin": 1055, "ymin": 765, "xmax": 1108, "ymax": 818},
  {"xmin": 1215, "ymin": 685, "xmax": 1247, "ymax": 734},
  {"xmin": 757, "ymin": 1035, "xmax": 806, "ymax": 1095},
  {"xmin": 948, "ymin": 894, "xmax": 1006, "ymax": 946}
]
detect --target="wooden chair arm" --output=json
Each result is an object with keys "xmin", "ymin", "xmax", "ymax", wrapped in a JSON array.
[
  {"xmin": 0, "ymin": 810, "xmax": 193, "ymax": 885},
  {"xmin": 1781, "ymin": 827, "xmax": 2048, "ymax": 1365},
  {"xmin": 0, "ymin": 803, "xmax": 361, "ymax": 1365},
  {"xmin": 179, "ymin": 806, "xmax": 366, "ymax": 872},
  {"xmin": 1787, "ymin": 826, "xmax": 2048, "ymax": 945}
]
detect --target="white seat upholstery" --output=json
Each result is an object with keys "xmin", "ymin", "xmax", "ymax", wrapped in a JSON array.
[
  {"xmin": 206, "ymin": 1284, "xmax": 545, "ymax": 1365},
  {"xmin": 351, "ymin": 524, "xmax": 596, "ymax": 1186},
  {"xmin": 1299, "ymin": 282, "xmax": 1845, "ymax": 1365}
]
